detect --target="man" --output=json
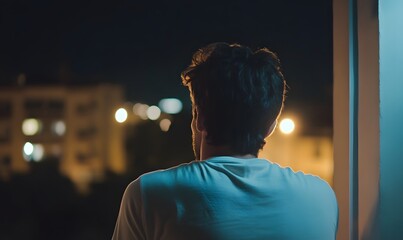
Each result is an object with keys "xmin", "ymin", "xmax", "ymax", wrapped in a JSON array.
[{"xmin": 112, "ymin": 43, "xmax": 338, "ymax": 240}]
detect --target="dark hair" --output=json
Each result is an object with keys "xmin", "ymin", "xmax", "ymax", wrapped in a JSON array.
[{"xmin": 182, "ymin": 42, "xmax": 286, "ymax": 155}]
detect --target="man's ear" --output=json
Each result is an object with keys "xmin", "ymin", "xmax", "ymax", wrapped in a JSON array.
[{"xmin": 195, "ymin": 107, "xmax": 205, "ymax": 132}]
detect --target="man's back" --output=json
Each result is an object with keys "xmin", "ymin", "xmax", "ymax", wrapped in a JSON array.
[{"xmin": 113, "ymin": 156, "xmax": 338, "ymax": 240}]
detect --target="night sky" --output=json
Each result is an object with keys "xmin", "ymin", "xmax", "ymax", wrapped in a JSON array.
[{"xmin": 0, "ymin": 0, "xmax": 333, "ymax": 129}]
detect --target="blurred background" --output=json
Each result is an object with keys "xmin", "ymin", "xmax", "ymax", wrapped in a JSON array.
[{"xmin": 0, "ymin": 0, "xmax": 333, "ymax": 239}]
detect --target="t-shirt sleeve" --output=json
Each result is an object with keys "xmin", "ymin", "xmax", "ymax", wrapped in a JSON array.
[{"xmin": 112, "ymin": 179, "xmax": 146, "ymax": 240}]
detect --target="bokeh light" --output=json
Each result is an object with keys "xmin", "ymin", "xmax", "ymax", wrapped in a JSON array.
[
  {"xmin": 115, "ymin": 108, "xmax": 128, "ymax": 123},
  {"xmin": 159, "ymin": 119, "xmax": 172, "ymax": 132},
  {"xmin": 147, "ymin": 106, "xmax": 161, "ymax": 120},
  {"xmin": 52, "ymin": 120, "xmax": 66, "ymax": 136},
  {"xmin": 279, "ymin": 118, "xmax": 295, "ymax": 134},
  {"xmin": 32, "ymin": 144, "xmax": 44, "ymax": 161},
  {"xmin": 133, "ymin": 103, "xmax": 149, "ymax": 120},
  {"xmin": 23, "ymin": 142, "xmax": 34, "ymax": 156},
  {"xmin": 23, "ymin": 142, "xmax": 45, "ymax": 161},
  {"xmin": 22, "ymin": 118, "xmax": 42, "ymax": 136},
  {"xmin": 158, "ymin": 98, "xmax": 183, "ymax": 114}
]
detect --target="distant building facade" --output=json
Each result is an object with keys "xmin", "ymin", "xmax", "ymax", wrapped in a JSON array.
[
  {"xmin": 261, "ymin": 131, "xmax": 333, "ymax": 185},
  {"xmin": 0, "ymin": 84, "xmax": 126, "ymax": 191}
]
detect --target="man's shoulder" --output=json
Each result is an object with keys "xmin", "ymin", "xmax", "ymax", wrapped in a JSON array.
[
  {"xmin": 132, "ymin": 159, "xmax": 336, "ymax": 202},
  {"xmin": 269, "ymin": 164, "xmax": 338, "ymax": 220},
  {"xmin": 267, "ymin": 162, "xmax": 336, "ymax": 200},
  {"xmin": 136, "ymin": 161, "xmax": 202, "ymax": 188},
  {"xmin": 291, "ymin": 169, "xmax": 337, "ymax": 210},
  {"xmin": 292, "ymin": 168, "xmax": 335, "ymax": 193}
]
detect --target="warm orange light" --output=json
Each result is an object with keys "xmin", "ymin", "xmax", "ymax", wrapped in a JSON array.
[{"xmin": 279, "ymin": 118, "xmax": 295, "ymax": 134}]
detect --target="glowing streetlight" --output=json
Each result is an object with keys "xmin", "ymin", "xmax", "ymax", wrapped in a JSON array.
[
  {"xmin": 279, "ymin": 118, "xmax": 295, "ymax": 134},
  {"xmin": 115, "ymin": 108, "xmax": 128, "ymax": 123}
]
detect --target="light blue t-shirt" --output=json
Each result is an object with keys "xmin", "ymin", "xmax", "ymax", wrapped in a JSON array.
[{"xmin": 112, "ymin": 156, "xmax": 338, "ymax": 240}]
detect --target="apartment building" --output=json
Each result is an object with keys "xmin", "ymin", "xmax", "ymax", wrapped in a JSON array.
[{"xmin": 0, "ymin": 84, "xmax": 126, "ymax": 191}]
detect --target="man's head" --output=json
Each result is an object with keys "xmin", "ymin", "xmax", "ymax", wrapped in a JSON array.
[{"xmin": 182, "ymin": 43, "xmax": 286, "ymax": 159}]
